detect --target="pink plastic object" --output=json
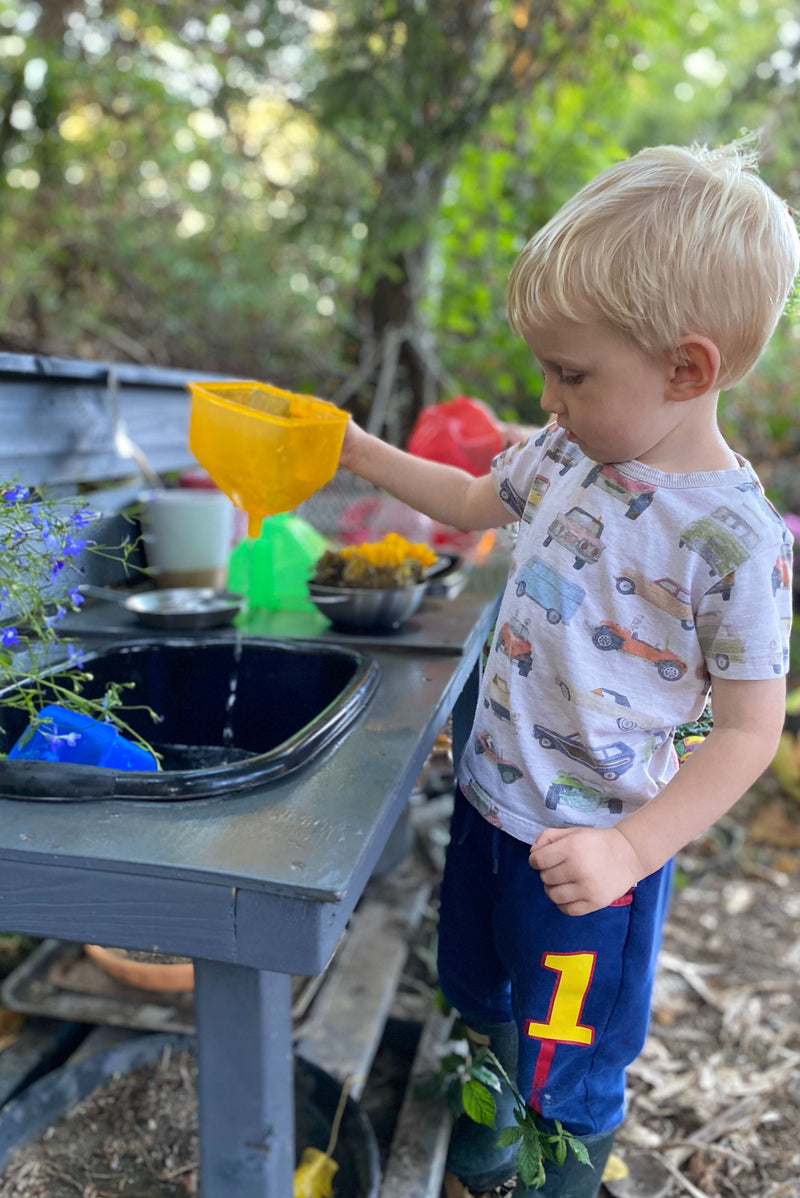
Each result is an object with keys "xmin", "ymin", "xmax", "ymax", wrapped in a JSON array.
[
  {"xmin": 337, "ymin": 494, "xmax": 483, "ymax": 556},
  {"xmin": 406, "ymin": 396, "xmax": 504, "ymax": 477},
  {"xmin": 338, "ymin": 496, "xmax": 436, "ymax": 546}
]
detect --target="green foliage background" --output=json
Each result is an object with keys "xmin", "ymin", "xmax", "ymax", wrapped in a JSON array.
[{"xmin": 0, "ymin": 0, "xmax": 798, "ymax": 504}]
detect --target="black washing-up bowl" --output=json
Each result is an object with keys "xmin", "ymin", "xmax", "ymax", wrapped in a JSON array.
[{"xmin": 0, "ymin": 637, "xmax": 379, "ymax": 801}]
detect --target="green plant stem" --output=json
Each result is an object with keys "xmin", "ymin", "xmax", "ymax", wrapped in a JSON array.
[{"xmin": 430, "ymin": 1018, "xmax": 592, "ymax": 1190}]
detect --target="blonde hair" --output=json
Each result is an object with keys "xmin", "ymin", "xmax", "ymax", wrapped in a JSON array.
[{"xmin": 507, "ymin": 138, "xmax": 800, "ymax": 388}]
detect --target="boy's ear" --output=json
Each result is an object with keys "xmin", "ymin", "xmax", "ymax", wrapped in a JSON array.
[{"xmin": 666, "ymin": 336, "xmax": 721, "ymax": 400}]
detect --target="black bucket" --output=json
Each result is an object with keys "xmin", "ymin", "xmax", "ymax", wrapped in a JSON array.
[{"xmin": 0, "ymin": 1032, "xmax": 380, "ymax": 1197}]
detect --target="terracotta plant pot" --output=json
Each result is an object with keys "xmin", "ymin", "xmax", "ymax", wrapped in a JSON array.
[{"xmin": 83, "ymin": 944, "xmax": 194, "ymax": 992}]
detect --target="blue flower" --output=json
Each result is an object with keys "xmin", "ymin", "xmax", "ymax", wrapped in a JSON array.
[
  {"xmin": 0, "ymin": 480, "xmax": 149, "ymax": 758},
  {"xmin": 44, "ymin": 605, "xmax": 67, "ymax": 628},
  {"xmin": 41, "ymin": 729, "xmax": 82, "ymax": 748},
  {"xmin": 65, "ymin": 643, "xmax": 85, "ymax": 668},
  {"xmin": 3, "ymin": 485, "xmax": 29, "ymax": 504},
  {"xmin": 62, "ymin": 535, "xmax": 87, "ymax": 557}
]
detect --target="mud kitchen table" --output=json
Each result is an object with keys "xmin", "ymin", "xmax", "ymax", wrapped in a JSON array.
[{"xmin": 0, "ymin": 550, "xmax": 507, "ymax": 1196}]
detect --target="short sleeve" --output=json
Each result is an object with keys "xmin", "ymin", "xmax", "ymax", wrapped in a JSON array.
[{"xmin": 695, "ymin": 525, "xmax": 793, "ymax": 679}]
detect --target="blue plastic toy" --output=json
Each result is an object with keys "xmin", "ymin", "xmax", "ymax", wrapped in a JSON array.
[{"xmin": 8, "ymin": 705, "xmax": 158, "ymax": 771}]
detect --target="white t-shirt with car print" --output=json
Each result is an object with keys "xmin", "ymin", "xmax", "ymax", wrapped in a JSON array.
[{"xmin": 457, "ymin": 425, "xmax": 793, "ymax": 845}]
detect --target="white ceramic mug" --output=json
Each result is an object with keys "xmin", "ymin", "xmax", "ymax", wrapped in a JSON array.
[{"xmin": 139, "ymin": 489, "xmax": 235, "ymax": 589}]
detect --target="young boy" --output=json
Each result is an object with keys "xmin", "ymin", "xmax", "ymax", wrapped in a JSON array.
[{"xmin": 338, "ymin": 139, "xmax": 799, "ymax": 1197}]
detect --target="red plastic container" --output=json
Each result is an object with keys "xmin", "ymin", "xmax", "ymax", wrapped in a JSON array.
[{"xmin": 406, "ymin": 396, "xmax": 504, "ymax": 477}]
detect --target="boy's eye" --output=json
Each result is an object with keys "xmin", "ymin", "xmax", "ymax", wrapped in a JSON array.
[{"xmin": 538, "ymin": 362, "xmax": 585, "ymax": 386}]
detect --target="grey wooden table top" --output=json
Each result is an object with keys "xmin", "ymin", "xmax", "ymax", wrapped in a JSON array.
[{"xmin": 0, "ymin": 553, "xmax": 507, "ymax": 905}]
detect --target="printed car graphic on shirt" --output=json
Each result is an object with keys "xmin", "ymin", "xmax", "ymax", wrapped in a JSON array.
[
  {"xmin": 532, "ymin": 724, "xmax": 635, "ymax": 780},
  {"xmin": 554, "ymin": 676, "xmax": 665, "ymax": 734},
  {"xmin": 545, "ymin": 771, "xmax": 623, "ymax": 815},
  {"xmin": 591, "ymin": 621, "xmax": 687, "ymax": 680},
  {"xmin": 496, "ymin": 616, "xmax": 533, "ymax": 676},
  {"xmin": 484, "ymin": 674, "xmax": 519, "ymax": 724},
  {"xmin": 770, "ymin": 634, "xmax": 789, "ymax": 675},
  {"xmin": 474, "ymin": 730, "xmax": 524, "ymax": 783},
  {"xmin": 707, "ymin": 571, "xmax": 735, "ymax": 601},
  {"xmin": 772, "ymin": 542, "xmax": 792, "ymax": 595},
  {"xmin": 544, "ymin": 506, "xmax": 605, "ymax": 569},
  {"xmin": 581, "ymin": 462, "xmax": 656, "ymax": 518},
  {"xmin": 679, "ymin": 506, "xmax": 758, "ymax": 577},
  {"xmin": 544, "ymin": 441, "xmax": 582, "ymax": 475},
  {"xmin": 515, "ymin": 556, "xmax": 586, "ymax": 623},
  {"xmin": 615, "ymin": 569, "xmax": 694, "ymax": 628},
  {"xmin": 521, "ymin": 474, "xmax": 551, "ymax": 522},
  {"xmin": 498, "ymin": 476, "xmax": 527, "ymax": 518},
  {"xmin": 696, "ymin": 614, "xmax": 746, "ymax": 671},
  {"xmin": 463, "ymin": 777, "xmax": 503, "ymax": 827}
]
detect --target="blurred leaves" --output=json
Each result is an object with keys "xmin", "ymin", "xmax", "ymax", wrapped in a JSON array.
[{"xmin": 0, "ymin": 0, "xmax": 796, "ymax": 498}]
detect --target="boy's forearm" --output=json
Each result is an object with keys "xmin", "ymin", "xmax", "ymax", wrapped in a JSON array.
[
  {"xmin": 340, "ymin": 424, "xmax": 503, "ymax": 530},
  {"xmin": 615, "ymin": 724, "xmax": 780, "ymax": 877}
]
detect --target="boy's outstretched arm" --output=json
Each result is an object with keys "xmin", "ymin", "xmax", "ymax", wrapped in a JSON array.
[
  {"xmin": 339, "ymin": 419, "xmax": 510, "ymax": 532},
  {"xmin": 529, "ymin": 674, "xmax": 786, "ymax": 916}
]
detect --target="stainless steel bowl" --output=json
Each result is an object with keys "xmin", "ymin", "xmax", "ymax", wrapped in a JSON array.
[
  {"xmin": 79, "ymin": 584, "xmax": 245, "ymax": 629},
  {"xmin": 308, "ymin": 580, "xmax": 428, "ymax": 631}
]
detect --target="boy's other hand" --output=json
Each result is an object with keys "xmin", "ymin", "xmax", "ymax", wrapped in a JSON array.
[{"xmin": 528, "ymin": 825, "xmax": 646, "ymax": 915}]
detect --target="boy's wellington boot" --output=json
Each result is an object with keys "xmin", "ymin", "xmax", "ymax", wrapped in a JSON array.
[
  {"xmin": 515, "ymin": 1126, "xmax": 618, "ymax": 1198},
  {"xmin": 445, "ymin": 1019, "xmax": 520, "ymax": 1191}
]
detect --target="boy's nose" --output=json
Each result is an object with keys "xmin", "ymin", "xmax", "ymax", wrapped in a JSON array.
[{"xmin": 540, "ymin": 383, "xmax": 564, "ymax": 415}]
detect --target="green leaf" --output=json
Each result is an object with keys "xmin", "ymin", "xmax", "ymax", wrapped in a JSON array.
[
  {"xmin": 495, "ymin": 1125, "xmax": 523, "ymax": 1148},
  {"xmin": 568, "ymin": 1137, "xmax": 593, "ymax": 1166},
  {"xmin": 516, "ymin": 1132, "xmax": 545, "ymax": 1189},
  {"xmin": 470, "ymin": 1063, "xmax": 502, "ymax": 1091},
  {"xmin": 461, "ymin": 1079, "xmax": 496, "ymax": 1128}
]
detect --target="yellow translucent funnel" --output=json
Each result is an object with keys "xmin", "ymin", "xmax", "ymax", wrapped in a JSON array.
[{"xmin": 188, "ymin": 380, "xmax": 350, "ymax": 538}]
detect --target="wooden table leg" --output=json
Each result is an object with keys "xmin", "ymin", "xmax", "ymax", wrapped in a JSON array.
[{"xmin": 194, "ymin": 959, "xmax": 294, "ymax": 1197}]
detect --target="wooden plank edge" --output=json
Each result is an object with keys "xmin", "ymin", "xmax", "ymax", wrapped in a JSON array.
[
  {"xmin": 294, "ymin": 875, "xmax": 433, "ymax": 1100},
  {"xmin": 380, "ymin": 1005, "xmax": 455, "ymax": 1198}
]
